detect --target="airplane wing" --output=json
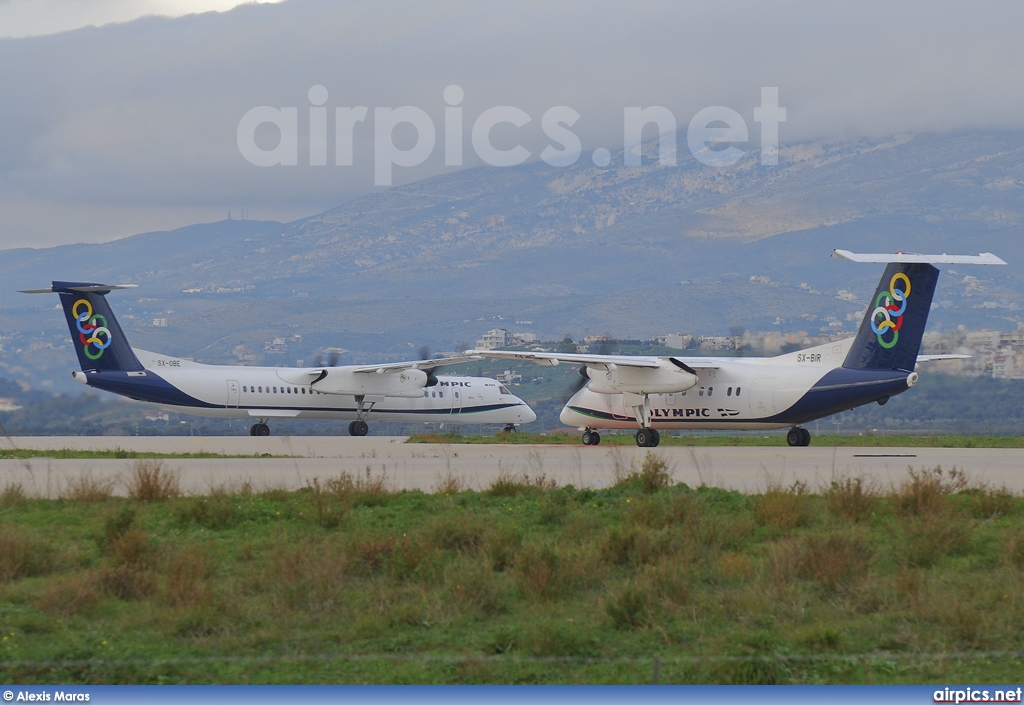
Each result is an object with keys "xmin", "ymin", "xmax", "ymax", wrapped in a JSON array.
[
  {"xmin": 349, "ymin": 354, "xmax": 481, "ymax": 374},
  {"xmin": 472, "ymin": 350, "xmax": 661, "ymax": 369},
  {"xmin": 275, "ymin": 354, "xmax": 481, "ymax": 388},
  {"xmin": 470, "ymin": 349, "xmax": 720, "ymax": 373},
  {"xmin": 471, "ymin": 349, "xmax": 714, "ymax": 397}
]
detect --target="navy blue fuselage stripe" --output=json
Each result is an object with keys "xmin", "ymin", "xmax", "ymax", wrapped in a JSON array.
[
  {"xmin": 758, "ymin": 368, "xmax": 910, "ymax": 424},
  {"xmin": 85, "ymin": 370, "xmax": 218, "ymax": 408}
]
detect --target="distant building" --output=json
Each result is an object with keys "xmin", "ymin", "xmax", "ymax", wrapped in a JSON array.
[
  {"xmin": 494, "ymin": 369, "xmax": 522, "ymax": 384},
  {"xmin": 476, "ymin": 329, "xmax": 536, "ymax": 350},
  {"xmin": 476, "ymin": 328, "xmax": 511, "ymax": 350},
  {"xmin": 699, "ymin": 336, "xmax": 739, "ymax": 351},
  {"xmin": 264, "ymin": 337, "xmax": 287, "ymax": 353},
  {"xmin": 152, "ymin": 318, "xmax": 167, "ymax": 327},
  {"xmin": 664, "ymin": 333, "xmax": 693, "ymax": 350}
]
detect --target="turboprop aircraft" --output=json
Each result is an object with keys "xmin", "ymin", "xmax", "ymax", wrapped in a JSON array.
[
  {"xmin": 472, "ymin": 250, "xmax": 1006, "ymax": 447},
  {"xmin": 21, "ymin": 281, "xmax": 536, "ymax": 436}
]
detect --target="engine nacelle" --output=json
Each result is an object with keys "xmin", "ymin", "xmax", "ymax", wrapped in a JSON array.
[
  {"xmin": 585, "ymin": 361, "xmax": 698, "ymax": 395},
  {"xmin": 312, "ymin": 368, "xmax": 428, "ymax": 397}
]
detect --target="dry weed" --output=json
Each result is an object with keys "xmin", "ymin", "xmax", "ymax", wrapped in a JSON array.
[
  {"xmin": 892, "ymin": 465, "xmax": 968, "ymax": 517},
  {"xmin": 824, "ymin": 476, "xmax": 879, "ymax": 523},
  {"xmin": 612, "ymin": 452, "xmax": 673, "ymax": 494},
  {"xmin": 0, "ymin": 482, "xmax": 26, "ymax": 509},
  {"xmin": 0, "ymin": 526, "xmax": 56, "ymax": 581},
  {"xmin": 125, "ymin": 460, "xmax": 180, "ymax": 501},
  {"xmin": 433, "ymin": 470, "xmax": 467, "ymax": 495},
  {"xmin": 61, "ymin": 472, "xmax": 115, "ymax": 502},
  {"xmin": 755, "ymin": 480, "xmax": 812, "ymax": 531},
  {"xmin": 32, "ymin": 570, "xmax": 102, "ymax": 617},
  {"xmin": 487, "ymin": 469, "xmax": 556, "ymax": 497},
  {"xmin": 162, "ymin": 544, "xmax": 215, "ymax": 607}
]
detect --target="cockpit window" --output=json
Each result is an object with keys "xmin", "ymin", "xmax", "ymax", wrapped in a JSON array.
[{"xmin": 499, "ymin": 385, "xmax": 510, "ymax": 395}]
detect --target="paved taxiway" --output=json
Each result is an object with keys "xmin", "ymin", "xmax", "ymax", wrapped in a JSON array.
[{"xmin": 1, "ymin": 436, "xmax": 1022, "ymax": 498}]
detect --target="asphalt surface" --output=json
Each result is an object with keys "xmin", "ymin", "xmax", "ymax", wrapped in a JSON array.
[{"xmin": 2, "ymin": 436, "xmax": 1022, "ymax": 498}]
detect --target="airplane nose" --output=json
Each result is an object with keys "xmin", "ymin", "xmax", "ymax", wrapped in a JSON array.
[{"xmin": 520, "ymin": 402, "xmax": 537, "ymax": 423}]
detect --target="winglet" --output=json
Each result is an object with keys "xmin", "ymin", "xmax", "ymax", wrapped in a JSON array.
[{"xmin": 833, "ymin": 250, "xmax": 1006, "ymax": 265}]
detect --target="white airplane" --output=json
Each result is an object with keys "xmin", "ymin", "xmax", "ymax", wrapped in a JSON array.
[
  {"xmin": 21, "ymin": 281, "xmax": 536, "ymax": 436},
  {"xmin": 472, "ymin": 250, "xmax": 1006, "ymax": 447}
]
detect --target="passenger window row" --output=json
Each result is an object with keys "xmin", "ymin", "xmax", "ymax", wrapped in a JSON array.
[
  {"xmin": 683, "ymin": 386, "xmax": 742, "ymax": 398},
  {"xmin": 241, "ymin": 385, "xmax": 323, "ymax": 395}
]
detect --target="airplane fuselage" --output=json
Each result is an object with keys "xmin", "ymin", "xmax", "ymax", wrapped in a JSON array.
[
  {"xmin": 74, "ymin": 348, "xmax": 535, "ymax": 426},
  {"xmin": 560, "ymin": 337, "xmax": 917, "ymax": 430}
]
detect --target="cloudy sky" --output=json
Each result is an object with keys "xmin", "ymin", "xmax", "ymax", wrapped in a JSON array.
[{"xmin": 1, "ymin": 0, "xmax": 1023, "ymax": 248}]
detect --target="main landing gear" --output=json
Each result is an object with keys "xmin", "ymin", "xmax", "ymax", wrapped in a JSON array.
[
  {"xmin": 249, "ymin": 420, "xmax": 270, "ymax": 436},
  {"xmin": 347, "ymin": 394, "xmax": 377, "ymax": 436},
  {"xmin": 582, "ymin": 429, "xmax": 601, "ymax": 445},
  {"xmin": 786, "ymin": 426, "xmax": 811, "ymax": 447},
  {"xmin": 620, "ymin": 392, "xmax": 661, "ymax": 447},
  {"xmin": 635, "ymin": 428, "xmax": 660, "ymax": 448}
]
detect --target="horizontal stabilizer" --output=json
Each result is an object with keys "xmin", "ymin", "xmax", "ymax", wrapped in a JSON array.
[
  {"xmin": 19, "ymin": 284, "xmax": 138, "ymax": 294},
  {"xmin": 833, "ymin": 250, "xmax": 1006, "ymax": 265}
]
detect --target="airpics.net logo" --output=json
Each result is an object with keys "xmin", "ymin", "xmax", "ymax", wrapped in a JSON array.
[{"xmin": 237, "ymin": 86, "xmax": 786, "ymax": 186}]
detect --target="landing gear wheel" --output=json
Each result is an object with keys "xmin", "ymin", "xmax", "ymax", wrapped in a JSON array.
[
  {"xmin": 503, "ymin": 424, "xmax": 517, "ymax": 433},
  {"xmin": 582, "ymin": 429, "xmax": 601, "ymax": 445},
  {"xmin": 787, "ymin": 427, "xmax": 810, "ymax": 447},
  {"xmin": 349, "ymin": 419, "xmax": 369, "ymax": 437},
  {"xmin": 250, "ymin": 423, "xmax": 270, "ymax": 437},
  {"xmin": 635, "ymin": 428, "xmax": 659, "ymax": 448}
]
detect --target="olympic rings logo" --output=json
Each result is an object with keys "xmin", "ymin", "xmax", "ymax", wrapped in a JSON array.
[
  {"xmin": 72, "ymin": 299, "xmax": 113, "ymax": 361},
  {"xmin": 870, "ymin": 272, "xmax": 912, "ymax": 350}
]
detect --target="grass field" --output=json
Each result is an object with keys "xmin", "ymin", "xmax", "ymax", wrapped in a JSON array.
[{"xmin": 2, "ymin": 456, "xmax": 1024, "ymax": 684}]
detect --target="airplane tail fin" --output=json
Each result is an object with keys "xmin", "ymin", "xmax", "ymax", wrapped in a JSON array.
[
  {"xmin": 24, "ymin": 282, "xmax": 144, "ymax": 372},
  {"xmin": 843, "ymin": 262, "xmax": 939, "ymax": 372}
]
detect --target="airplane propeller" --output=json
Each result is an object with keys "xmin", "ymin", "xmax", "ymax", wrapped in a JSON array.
[
  {"xmin": 416, "ymin": 344, "xmax": 441, "ymax": 386},
  {"xmin": 313, "ymin": 347, "xmax": 345, "ymax": 367},
  {"xmin": 556, "ymin": 364, "xmax": 590, "ymax": 401}
]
